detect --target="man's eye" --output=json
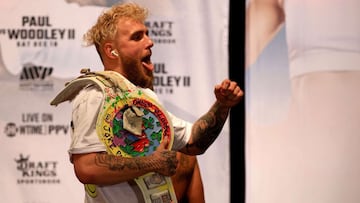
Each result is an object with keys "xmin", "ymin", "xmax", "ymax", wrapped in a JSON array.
[{"xmin": 132, "ymin": 33, "xmax": 142, "ymax": 41}]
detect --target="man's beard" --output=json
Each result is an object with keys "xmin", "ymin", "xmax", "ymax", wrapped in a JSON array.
[{"xmin": 123, "ymin": 59, "xmax": 154, "ymax": 89}]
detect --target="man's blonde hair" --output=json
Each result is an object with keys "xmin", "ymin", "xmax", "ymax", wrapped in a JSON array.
[{"xmin": 83, "ymin": 2, "xmax": 149, "ymax": 49}]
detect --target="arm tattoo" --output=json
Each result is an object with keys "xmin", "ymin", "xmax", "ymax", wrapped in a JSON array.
[
  {"xmin": 189, "ymin": 103, "xmax": 230, "ymax": 151},
  {"xmin": 94, "ymin": 152, "xmax": 173, "ymax": 172},
  {"xmin": 94, "ymin": 153, "xmax": 141, "ymax": 171}
]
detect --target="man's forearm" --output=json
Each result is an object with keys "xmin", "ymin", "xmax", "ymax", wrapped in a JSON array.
[
  {"xmin": 73, "ymin": 150, "xmax": 177, "ymax": 185},
  {"xmin": 184, "ymin": 101, "xmax": 230, "ymax": 155}
]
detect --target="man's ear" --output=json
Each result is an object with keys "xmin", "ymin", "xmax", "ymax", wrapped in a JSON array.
[{"xmin": 103, "ymin": 43, "xmax": 118, "ymax": 59}]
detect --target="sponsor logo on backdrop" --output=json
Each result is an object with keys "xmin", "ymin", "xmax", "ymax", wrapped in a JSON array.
[
  {"xmin": 146, "ymin": 20, "xmax": 175, "ymax": 44},
  {"xmin": 0, "ymin": 15, "xmax": 76, "ymax": 91},
  {"xmin": 4, "ymin": 112, "xmax": 69, "ymax": 137},
  {"xmin": 15, "ymin": 153, "xmax": 60, "ymax": 184},
  {"xmin": 19, "ymin": 63, "xmax": 54, "ymax": 91},
  {"xmin": 153, "ymin": 63, "xmax": 191, "ymax": 94}
]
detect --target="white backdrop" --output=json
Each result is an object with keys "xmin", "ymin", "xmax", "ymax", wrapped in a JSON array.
[
  {"xmin": 0, "ymin": 0, "xmax": 230, "ymax": 202},
  {"xmin": 245, "ymin": 0, "xmax": 360, "ymax": 202}
]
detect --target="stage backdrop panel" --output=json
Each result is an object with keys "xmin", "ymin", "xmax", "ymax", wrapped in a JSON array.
[
  {"xmin": 0, "ymin": 0, "xmax": 230, "ymax": 202},
  {"xmin": 245, "ymin": 0, "xmax": 360, "ymax": 202}
]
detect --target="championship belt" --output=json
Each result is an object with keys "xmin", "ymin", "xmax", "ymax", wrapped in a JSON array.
[{"xmin": 51, "ymin": 69, "xmax": 177, "ymax": 203}]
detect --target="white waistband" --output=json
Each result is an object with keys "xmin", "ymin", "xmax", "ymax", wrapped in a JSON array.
[{"xmin": 289, "ymin": 50, "xmax": 360, "ymax": 78}]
